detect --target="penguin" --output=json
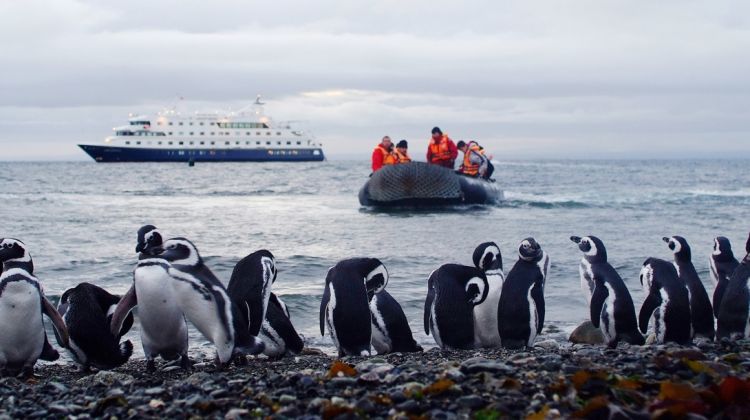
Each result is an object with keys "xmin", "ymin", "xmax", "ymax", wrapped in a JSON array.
[
  {"xmin": 709, "ymin": 236, "xmax": 740, "ymax": 318},
  {"xmin": 663, "ymin": 236, "xmax": 715, "ymax": 341},
  {"xmin": 638, "ymin": 258, "xmax": 692, "ymax": 345},
  {"xmin": 320, "ymin": 258, "xmax": 388, "ymax": 356},
  {"xmin": 149, "ymin": 237, "xmax": 264, "ymax": 366},
  {"xmin": 259, "ymin": 294, "xmax": 304, "ymax": 358},
  {"xmin": 110, "ymin": 225, "xmax": 190, "ymax": 371},
  {"xmin": 570, "ymin": 236, "xmax": 644, "ymax": 347},
  {"xmin": 226, "ymin": 250, "xmax": 277, "ymax": 337},
  {"xmin": 497, "ymin": 237, "xmax": 549, "ymax": 349},
  {"xmin": 0, "ymin": 238, "xmax": 69, "ymax": 376},
  {"xmin": 56, "ymin": 282, "xmax": 134, "ymax": 371},
  {"xmin": 424, "ymin": 264, "xmax": 489, "ymax": 350},
  {"xmin": 471, "ymin": 241, "xmax": 504, "ymax": 348},
  {"xmin": 369, "ymin": 289, "xmax": 422, "ymax": 354},
  {"xmin": 716, "ymin": 233, "xmax": 750, "ymax": 340}
]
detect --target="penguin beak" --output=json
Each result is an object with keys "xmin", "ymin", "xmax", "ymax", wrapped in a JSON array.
[
  {"xmin": 135, "ymin": 242, "xmax": 145, "ymax": 253},
  {"xmin": 570, "ymin": 236, "xmax": 581, "ymax": 244},
  {"xmin": 662, "ymin": 237, "xmax": 670, "ymax": 243}
]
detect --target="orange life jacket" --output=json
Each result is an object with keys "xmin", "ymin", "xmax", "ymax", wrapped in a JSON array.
[
  {"xmin": 429, "ymin": 135, "xmax": 452, "ymax": 162},
  {"xmin": 462, "ymin": 142, "xmax": 485, "ymax": 176},
  {"xmin": 377, "ymin": 145, "xmax": 397, "ymax": 166},
  {"xmin": 394, "ymin": 149, "xmax": 411, "ymax": 163}
]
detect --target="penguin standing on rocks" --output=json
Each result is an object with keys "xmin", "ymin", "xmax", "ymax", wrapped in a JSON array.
[
  {"xmin": 716, "ymin": 234, "xmax": 750, "ymax": 340},
  {"xmin": 0, "ymin": 238, "xmax": 68, "ymax": 376},
  {"xmin": 710, "ymin": 236, "xmax": 739, "ymax": 319},
  {"xmin": 369, "ymin": 289, "xmax": 422, "ymax": 354},
  {"xmin": 110, "ymin": 225, "xmax": 190, "ymax": 371},
  {"xmin": 639, "ymin": 258, "xmax": 692, "ymax": 345},
  {"xmin": 471, "ymin": 242, "xmax": 504, "ymax": 348},
  {"xmin": 259, "ymin": 294, "xmax": 304, "ymax": 358},
  {"xmin": 150, "ymin": 237, "xmax": 264, "ymax": 366},
  {"xmin": 570, "ymin": 236, "xmax": 644, "ymax": 347},
  {"xmin": 424, "ymin": 264, "xmax": 489, "ymax": 350},
  {"xmin": 497, "ymin": 238, "xmax": 549, "ymax": 349},
  {"xmin": 663, "ymin": 236, "xmax": 715, "ymax": 341},
  {"xmin": 57, "ymin": 282, "xmax": 134, "ymax": 371},
  {"xmin": 320, "ymin": 258, "xmax": 388, "ymax": 356}
]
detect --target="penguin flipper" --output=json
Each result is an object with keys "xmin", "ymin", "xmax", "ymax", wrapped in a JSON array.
[
  {"xmin": 41, "ymin": 295, "xmax": 69, "ymax": 348},
  {"xmin": 589, "ymin": 282, "xmax": 609, "ymax": 328},
  {"xmin": 110, "ymin": 285, "xmax": 137, "ymax": 336},
  {"xmin": 712, "ymin": 281, "xmax": 728, "ymax": 318},
  {"xmin": 39, "ymin": 334, "xmax": 60, "ymax": 361},
  {"xmin": 319, "ymin": 283, "xmax": 330, "ymax": 337},
  {"xmin": 270, "ymin": 293, "xmax": 291, "ymax": 319},
  {"xmin": 639, "ymin": 292, "xmax": 661, "ymax": 334}
]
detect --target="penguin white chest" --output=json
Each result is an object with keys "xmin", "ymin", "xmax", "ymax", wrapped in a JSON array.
[
  {"xmin": 369, "ymin": 296, "xmax": 391, "ymax": 354},
  {"xmin": 600, "ymin": 283, "xmax": 617, "ymax": 342},
  {"xmin": 0, "ymin": 281, "xmax": 45, "ymax": 365},
  {"xmin": 526, "ymin": 287, "xmax": 539, "ymax": 347},
  {"xmin": 473, "ymin": 271, "xmax": 503, "ymax": 348},
  {"xmin": 579, "ymin": 260, "xmax": 595, "ymax": 304},
  {"xmin": 134, "ymin": 265, "xmax": 187, "ymax": 350},
  {"xmin": 325, "ymin": 283, "xmax": 340, "ymax": 350}
]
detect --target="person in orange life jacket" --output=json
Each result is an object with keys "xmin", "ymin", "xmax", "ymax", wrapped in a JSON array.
[
  {"xmin": 457, "ymin": 140, "xmax": 493, "ymax": 179},
  {"xmin": 426, "ymin": 127, "xmax": 457, "ymax": 168},
  {"xmin": 371, "ymin": 136, "xmax": 397, "ymax": 172},
  {"xmin": 394, "ymin": 140, "xmax": 411, "ymax": 163}
]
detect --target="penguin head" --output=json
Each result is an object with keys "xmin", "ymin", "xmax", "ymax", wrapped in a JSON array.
[
  {"xmin": 0, "ymin": 238, "xmax": 31, "ymax": 264},
  {"xmin": 472, "ymin": 242, "xmax": 502, "ymax": 272},
  {"xmin": 135, "ymin": 225, "xmax": 163, "ymax": 255},
  {"xmin": 712, "ymin": 236, "xmax": 735, "ymax": 261},
  {"xmin": 518, "ymin": 238, "xmax": 543, "ymax": 262},
  {"xmin": 570, "ymin": 235, "xmax": 607, "ymax": 262},
  {"xmin": 639, "ymin": 258, "xmax": 657, "ymax": 293},
  {"xmin": 465, "ymin": 276, "xmax": 489, "ymax": 305},
  {"xmin": 152, "ymin": 237, "xmax": 202, "ymax": 267},
  {"xmin": 663, "ymin": 236, "xmax": 691, "ymax": 261},
  {"xmin": 362, "ymin": 259, "xmax": 389, "ymax": 297}
]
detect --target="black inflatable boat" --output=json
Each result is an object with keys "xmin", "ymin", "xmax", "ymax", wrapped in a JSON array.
[{"xmin": 358, "ymin": 162, "xmax": 503, "ymax": 207}]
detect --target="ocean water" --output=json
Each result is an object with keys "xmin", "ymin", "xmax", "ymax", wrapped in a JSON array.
[{"xmin": 1, "ymin": 160, "xmax": 748, "ymax": 359}]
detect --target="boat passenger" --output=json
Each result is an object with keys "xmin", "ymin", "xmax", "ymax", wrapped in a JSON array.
[
  {"xmin": 457, "ymin": 140, "xmax": 493, "ymax": 179},
  {"xmin": 372, "ymin": 136, "xmax": 397, "ymax": 172},
  {"xmin": 426, "ymin": 127, "xmax": 457, "ymax": 169},
  {"xmin": 394, "ymin": 140, "xmax": 411, "ymax": 163}
]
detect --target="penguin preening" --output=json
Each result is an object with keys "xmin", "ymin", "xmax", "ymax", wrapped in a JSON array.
[
  {"xmin": 369, "ymin": 289, "xmax": 422, "ymax": 354},
  {"xmin": 110, "ymin": 225, "xmax": 190, "ymax": 371},
  {"xmin": 497, "ymin": 237, "xmax": 549, "ymax": 349},
  {"xmin": 260, "ymin": 293, "xmax": 304, "ymax": 358},
  {"xmin": 710, "ymin": 236, "xmax": 740, "ymax": 319},
  {"xmin": 424, "ymin": 264, "xmax": 489, "ymax": 350},
  {"xmin": 570, "ymin": 236, "xmax": 644, "ymax": 347},
  {"xmin": 663, "ymin": 236, "xmax": 714, "ymax": 341},
  {"xmin": 0, "ymin": 238, "xmax": 69, "ymax": 376},
  {"xmin": 472, "ymin": 242, "xmax": 504, "ymax": 348},
  {"xmin": 320, "ymin": 258, "xmax": 388, "ymax": 356},
  {"xmin": 716, "ymin": 233, "xmax": 750, "ymax": 341},
  {"xmin": 639, "ymin": 258, "xmax": 692, "ymax": 345},
  {"xmin": 57, "ymin": 282, "xmax": 134, "ymax": 370}
]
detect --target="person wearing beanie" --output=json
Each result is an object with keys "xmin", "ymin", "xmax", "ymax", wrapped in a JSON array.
[
  {"xmin": 394, "ymin": 140, "xmax": 411, "ymax": 163},
  {"xmin": 426, "ymin": 126, "xmax": 458, "ymax": 168},
  {"xmin": 371, "ymin": 135, "xmax": 397, "ymax": 172}
]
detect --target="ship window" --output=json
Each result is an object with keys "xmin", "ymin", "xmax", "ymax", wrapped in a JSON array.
[
  {"xmin": 246, "ymin": 132, "xmax": 250, "ymax": 136},
  {"xmin": 136, "ymin": 141, "xmax": 141, "ymax": 145},
  {"xmin": 189, "ymin": 122, "xmax": 193, "ymax": 126},
  {"xmin": 218, "ymin": 132, "xmax": 223, "ymax": 136},
  {"xmin": 200, "ymin": 132, "xmax": 204, "ymax": 135},
  {"xmin": 256, "ymin": 132, "xmax": 261, "ymax": 135},
  {"xmin": 225, "ymin": 141, "xmax": 230, "ymax": 145},
  {"xmin": 168, "ymin": 132, "xmax": 173, "ymax": 135},
  {"xmin": 157, "ymin": 132, "xmax": 165, "ymax": 136},
  {"xmin": 235, "ymin": 141, "xmax": 240, "ymax": 145},
  {"xmin": 266, "ymin": 141, "xmax": 271, "ymax": 145},
  {"xmin": 210, "ymin": 141, "xmax": 215, "ymax": 145},
  {"xmin": 266, "ymin": 132, "xmax": 271, "ymax": 136},
  {"xmin": 158, "ymin": 141, "xmax": 162, "ymax": 145},
  {"xmin": 200, "ymin": 141, "xmax": 205, "ymax": 145},
  {"xmin": 296, "ymin": 141, "xmax": 301, "ymax": 145},
  {"xmin": 277, "ymin": 132, "xmax": 282, "ymax": 136},
  {"xmin": 168, "ymin": 122, "xmax": 173, "ymax": 126},
  {"xmin": 210, "ymin": 122, "xmax": 215, "ymax": 125},
  {"xmin": 277, "ymin": 141, "xmax": 281, "ymax": 145},
  {"xmin": 189, "ymin": 142, "xmax": 194, "ymax": 145},
  {"xmin": 210, "ymin": 132, "xmax": 215, "ymax": 135},
  {"xmin": 179, "ymin": 141, "xmax": 184, "ymax": 145},
  {"xmin": 168, "ymin": 141, "xmax": 173, "ymax": 145},
  {"xmin": 189, "ymin": 132, "xmax": 194, "ymax": 136},
  {"xmin": 225, "ymin": 132, "xmax": 230, "ymax": 135},
  {"xmin": 256, "ymin": 141, "xmax": 261, "ymax": 145},
  {"xmin": 286, "ymin": 141, "xmax": 291, "ymax": 145},
  {"xmin": 245, "ymin": 141, "xmax": 250, "ymax": 145},
  {"xmin": 178, "ymin": 122, "xmax": 183, "ymax": 126},
  {"xmin": 125, "ymin": 141, "xmax": 130, "ymax": 145}
]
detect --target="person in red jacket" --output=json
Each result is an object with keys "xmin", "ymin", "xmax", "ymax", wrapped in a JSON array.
[
  {"xmin": 371, "ymin": 136, "xmax": 396, "ymax": 172},
  {"xmin": 426, "ymin": 127, "xmax": 457, "ymax": 168}
]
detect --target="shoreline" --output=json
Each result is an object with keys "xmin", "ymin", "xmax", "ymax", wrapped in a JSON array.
[{"xmin": 3, "ymin": 341, "xmax": 750, "ymax": 418}]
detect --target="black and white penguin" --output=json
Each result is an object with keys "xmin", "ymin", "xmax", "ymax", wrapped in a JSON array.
[
  {"xmin": 57, "ymin": 282, "xmax": 134, "ymax": 370},
  {"xmin": 497, "ymin": 238, "xmax": 549, "ymax": 349},
  {"xmin": 226, "ymin": 250, "xmax": 277, "ymax": 337},
  {"xmin": 471, "ymin": 242, "xmax": 504, "ymax": 348},
  {"xmin": 570, "ymin": 236, "xmax": 644, "ymax": 347},
  {"xmin": 663, "ymin": 236, "xmax": 715, "ymax": 341},
  {"xmin": 639, "ymin": 258, "xmax": 692, "ymax": 345},
  {"xmin": 424, "ymin": 264, "xmax": 488, "ymax": 350},
  {"xmin": 0, "ymin": 238, "xmax": 69, "ymax": 376},
  {"xmin": 110, "ymin": 225, "xmax": 190, "ymax": 371},
  {"xmin": 709, "ymin": 236, "xmax": 740, "ymax": 319},
  {"xmin": 259, "ymin": 294, "xmax": 304, "ymax": 358},
  {"xmin": 716, "ymin": 233, "xmax": 750, "ymax": 340},
  {"xmin": 369, "ymin": 289, "xmax": 422, "ymax": 354},
  {"xmin": 151, "ymin": 237, "xmax": 264, "ymax": 366},
  {"xmin": 320, "ymin": 258, "xmax": 388, "ymax": 356}
]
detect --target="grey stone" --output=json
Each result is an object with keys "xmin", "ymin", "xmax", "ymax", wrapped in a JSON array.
[
  {"xmin": 457, "ymin": 395, "xmax": 486, "ymax": 409},
  {"xmin": 76, "ymin": 371, "xmax": 134, "ymax": 387},
  {"xmin": 460, "ymin": 358, "xmax": 512, "ymax": 375},
  {"xmin": 569, "ymin": 321, "xmax": 606, "ymax": 345}
]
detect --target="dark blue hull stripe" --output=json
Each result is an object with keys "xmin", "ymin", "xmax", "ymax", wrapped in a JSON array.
[{"xmin": 78, "ymin": 145, "xmax": 325, "ymax": 162}]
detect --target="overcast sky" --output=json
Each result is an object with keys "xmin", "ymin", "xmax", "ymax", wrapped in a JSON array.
[{"xmin": 1, "ymin": 0, "xmax": 749, "ymax": 160}]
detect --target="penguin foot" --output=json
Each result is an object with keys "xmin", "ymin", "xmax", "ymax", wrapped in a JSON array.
[
  {"xmin": 180, "ymin": 355, "xmax": 193, "ymax": 370},
  {"xmin": 146, "ymin": 360, "xmax": 156, "ymax": 372},
  {"xmin": 233, "ymin": 355, "xmax": 248, "ymax": 366},
  {"xmin": 39, "ymin": 340, "xmax": 60, "ymax": 362},
  {"xmin": 21, "ymin": 366, "xmax": 36, "ymax": 380}
]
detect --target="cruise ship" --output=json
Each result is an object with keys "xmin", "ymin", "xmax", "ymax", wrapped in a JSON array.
[{"xmin": 78, "ymin": 97, "xmax": 325, "ymax": 162}]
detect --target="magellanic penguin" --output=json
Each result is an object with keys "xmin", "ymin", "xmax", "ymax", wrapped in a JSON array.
[
  {"xmin": 151, "ymin": 237, "xmax": 264, "ymax": 366},
  {"xmin": 663, "ymin": 236, "xmax": 714, "ymax": 341},
  {"xmin": 497, "ymin": 237, "xmax": 549, "ymax": 349},
  {"xmin": 57, "ymin": 282, "xmax": 134, "ymax": 371},
  {"xmin": 226, "ymin": 250, "xmax": 277, "ymax": 337},
  {"xmin": 570, "ymin": 236, "xmax": 644, "ymax": 347},
  {"xmin": 110, "ymin": 225, "xmax": 190, "ymax": 371},
  {"xmin": 320, "ymin": 258, "xmax": 388, "ymax": 356},
  {"xmin": 424, "ymin": 264, "xmax": 489, "ymax": 350},
  {"xmin": 709, "ymin": 236, "xmax": 740, "ymax": 319},
  {"xmin": 471, "ymin": 242, "xmax": 504, "ymax": 348},
  {"xmin": 0, "ymin": 238, "xmax": 69, "ymax": 376},
  {"xmin": 369, "ymin": 289, "xmax": 422, "ymax": 354},
  {"xmin": 716, "ymin": 233, "xmax": 750, "ymax": 340},
  {"xmin": 639, "ymin": 258, "xmax": 692, "ymax": 345},
  {"xmin": 260, "ymin": 294, "xmax": 304, "ymax": 358}
]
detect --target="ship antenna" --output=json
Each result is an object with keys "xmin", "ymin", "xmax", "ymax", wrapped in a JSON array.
[{"xmin": 254, "ymin": 94, "xmax": 265, "ymax": 105}]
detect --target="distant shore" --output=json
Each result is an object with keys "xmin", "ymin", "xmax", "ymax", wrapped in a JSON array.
[{"xmin": 3, "ymin": 340, "xmax": 749, "ymax": 418}]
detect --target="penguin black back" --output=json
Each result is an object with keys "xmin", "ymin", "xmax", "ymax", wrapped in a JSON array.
[
  {"xmin": 227, "ymin": 250, "xmax": 276, "ymax": 336},
  {"xmin": 371, "ymin": 289, "xmax": 422, "ymax": 353},
  {"xmin": 639, "ymin": 258, "xmax": 692, "ymax": 345},
  {"xmin": 716, "ymin": 236, "xmax": 750, "ymax": 340},
  {"xmin": 710, "ymin": 236, "xmax": 739, "ymax": 318}
]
